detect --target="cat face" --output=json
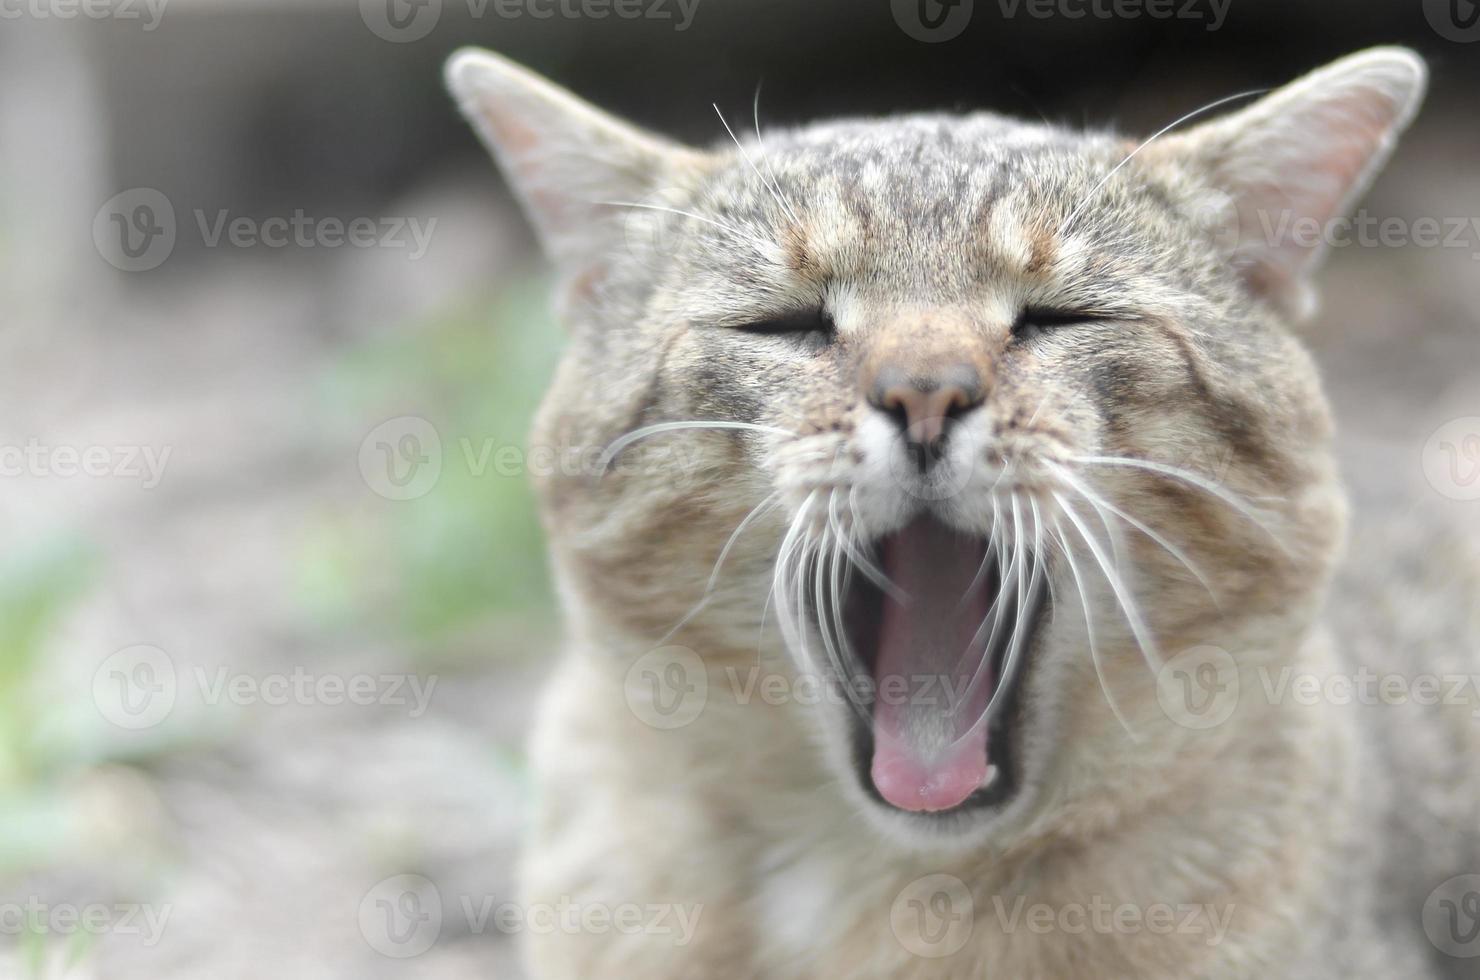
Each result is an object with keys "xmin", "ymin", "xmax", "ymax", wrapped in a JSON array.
[{"xmin": 449, "ymin": 48, "xmax": 1423, "ymax": 846}]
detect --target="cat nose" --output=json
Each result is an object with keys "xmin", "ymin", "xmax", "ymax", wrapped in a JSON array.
[{"xmin": 866, "ymin": 363, "xmax": 985, "ymax": 469}]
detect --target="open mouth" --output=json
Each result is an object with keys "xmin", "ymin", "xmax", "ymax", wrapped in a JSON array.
[{"xmin": 818, "ymin": 512, "xmax": 1049, "ymax": 816}]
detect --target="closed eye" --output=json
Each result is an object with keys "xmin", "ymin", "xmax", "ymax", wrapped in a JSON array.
[
  {"xmin": 1011, "ymin": 308, "xmax": 1107, "ymax": 337},
  {"xmin": 733, "ymin": 308, "xmax": 836, "ymax": 348}
]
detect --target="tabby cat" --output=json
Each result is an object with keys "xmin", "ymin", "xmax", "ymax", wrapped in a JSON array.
[{"xmin": 447, "ymin": 45, "xmax": 1480, "ymax": 978}]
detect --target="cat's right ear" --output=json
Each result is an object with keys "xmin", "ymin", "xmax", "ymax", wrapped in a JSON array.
[
  {"xmin": 1153, "ymin": 46, "xmax": 1427, "ymax": 321},
  {"xmin": 445, "ymin": 48, "xmax": 709, "ymax": 278}
]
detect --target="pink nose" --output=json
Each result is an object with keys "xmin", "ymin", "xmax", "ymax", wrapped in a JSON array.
[{"xmin": 866, "ymin": 363, "xmax": 985, "ymax": 466}]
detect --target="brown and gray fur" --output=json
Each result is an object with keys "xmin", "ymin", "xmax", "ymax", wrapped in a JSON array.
[{"xmin": 446, "ymin": 47, "xmax": 1480, "ymax": 978}]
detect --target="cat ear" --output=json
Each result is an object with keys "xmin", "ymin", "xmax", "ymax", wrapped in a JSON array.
[
  {"xmin": 445, "ymin": 48, "xmax": 708, "ymax": 276},
  {"xmin": 1158, "ymin": 46, "xmax": 1427, "ymax": 320}
]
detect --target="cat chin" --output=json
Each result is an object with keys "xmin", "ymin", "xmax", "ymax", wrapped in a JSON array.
[{"xmin": 853, "ymin": 783, "xmax": 1046, "ymax": 853}]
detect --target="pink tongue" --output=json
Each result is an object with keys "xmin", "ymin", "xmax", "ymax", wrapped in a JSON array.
[{"xmin": 870, "ymin": 517, "xmax": 994, "ymax": 812}]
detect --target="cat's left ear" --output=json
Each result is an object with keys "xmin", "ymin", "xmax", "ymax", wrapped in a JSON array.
[
  {"xmin": 445, "ymin": 48, "xmax": 710, "ymax": 279},
  {"xmin": 1155, "ymin": 46, "xmax": 1427, "ymax": 320}
]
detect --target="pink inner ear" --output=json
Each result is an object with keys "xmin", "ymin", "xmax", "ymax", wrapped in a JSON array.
[
  {"xmin": 1143, "ymin": 52, "xmax": 1425, "ymax": 318},
  {"xmin": 1283, "ymin": 93, "xmax": 1399, "ymax": 216},
  {"xmin": 478, "ymin": 95, "xmax": 542, "ymax": 157},
  {"xmin": 1210, "ymin": 79, "xmax": 1419, "ymax": 316},
  {"xmin": 452, "ymin": 56, "xmax": 692, "ymax": 273},
  {"xmin": 478, "ymin": 109, "xmax": 581, "ymax": 240}
]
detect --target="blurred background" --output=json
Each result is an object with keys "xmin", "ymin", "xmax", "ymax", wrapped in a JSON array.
[{"xmin": 0, "ymin": 0, "xmax": 1477, "ymax": 975}]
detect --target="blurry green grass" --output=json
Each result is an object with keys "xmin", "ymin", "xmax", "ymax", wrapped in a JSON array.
[
  {"xmin": 303, "ymin": 279, "xmax": 564, "ymax": 660},
  {"xmin": 0, "ymin": 538, "xmax": 95, "ymax": 793}
]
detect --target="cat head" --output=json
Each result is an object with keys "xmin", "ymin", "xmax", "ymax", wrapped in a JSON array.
[{"xmin": 447, "ymin": 47, "xmax": 1424, "ymax": 848}]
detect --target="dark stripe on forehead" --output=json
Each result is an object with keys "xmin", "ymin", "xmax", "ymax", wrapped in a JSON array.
[
  {"xmin": 1024, "ymin": 224, "xmax": 1058, "ymax": 276},
  {"xmin": 782, "ymin": 222, "xmax": 820, "ymax": 278},
  {"xmin": 841, "ymin": 185, "xmax": 875, "ymax": 239}
]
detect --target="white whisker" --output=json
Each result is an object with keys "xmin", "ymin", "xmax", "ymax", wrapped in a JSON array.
[
  {"xmin": 825, "ymin": 504, "xmax": 873, "ymax": 724},
  {"xmin": 812, "ymin": 526, "xmax": 845, "ymax": 682},
  {"xmin": 1057, "ymin": 88, "xmax": 1268, "ymax": 237},
  {"xmin": 831, "ymin": 489, "xmax": 905, "ymax": 602},
  {"xmin": 983, "ymin": 493, "xmax": 1032, "ymax": 725},
  {"xmin": 1050, "ymin": 462, "xmax": 1220, "ymax": 606},
  {"xmin": 1053, "ymin": 489, "xmax": 1162, "ymax": 673},
  {"xmin": 1050, "ymin": 517, "xmax": 1140, "ymax": 741},
  {"xmin": 1030, "ymin": 497, "xmax": 1058, "ymax": 607},
  {"xmin": 1072, "ymin": 453, "xmax": 1291, "ymax": 556},
  {"xmin": 958, "ymin": 493, "xmax": 1019, "ymax": 714},
  {"xmin": 771, "ymin": 491, "xmax": 815, "ymax": 660},
  {"xmin": 960, "ymin": 493, "xmax": 1003, "ymax": 607},
  {"xmin": 707, "ymin": 492, "xmax": 782, "ymax": 594},
  {"xmin": 599, "ymin": 420, "xmax": 794, "ymax": 473},
  {"xmin": 597, "ymin": 199, "xmax": 774, "ymax": 255},
  {"xmin": 752, "ymin": 83, "xmax": 788, "ymax": 196},
  {"xmin": 714, "ymin": 102, "xmax": 802, "ymax": 227}
]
